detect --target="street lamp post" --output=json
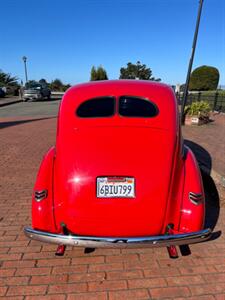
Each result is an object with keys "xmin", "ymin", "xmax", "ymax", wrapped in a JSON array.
[
  {"xmin": 181, "ymin": 0, "xmax": 204, "ymax": 124},
  {"xmin": 22, "ymin": 56, "xmax": 28, "ymax": 83}
]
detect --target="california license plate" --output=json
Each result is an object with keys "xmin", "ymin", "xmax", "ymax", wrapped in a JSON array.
[{"xmin": 97, "ymin": 177, "xmax": 135, "ymax": 198}]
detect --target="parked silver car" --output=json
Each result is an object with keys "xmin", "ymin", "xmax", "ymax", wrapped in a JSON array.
[{"xmin": 23, "ymin": 83, "xmax": 51, "ymax": 101}]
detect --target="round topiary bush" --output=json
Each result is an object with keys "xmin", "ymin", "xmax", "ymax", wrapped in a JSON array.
[{"xmin": 189, "ymin": 65, "xmax": 220, "ymax": 91}]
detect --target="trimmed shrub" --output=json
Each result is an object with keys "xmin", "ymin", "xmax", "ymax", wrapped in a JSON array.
[
  {"xmin": 184, "ymin": 101, "xmax": 211, "ymax": 116},
  {"xmin": 189, "ymin": 65, "xmax": 219, "ymax": 91}
]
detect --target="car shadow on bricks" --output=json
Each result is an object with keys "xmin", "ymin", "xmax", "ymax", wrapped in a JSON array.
[
  {"xmin": 184, "ymin": 139, "xmax": 220, "ymax": 234},
  {"xmin": 0, "ymin": 117, "xmax": 56, "ymax": 129},
  {"xmin": 184, "ymin": 139, "xmax": 212, "ymax": 172},
  {"xmin": 34, "ymin": 96, "xmax": 62, "ymax": 102}
]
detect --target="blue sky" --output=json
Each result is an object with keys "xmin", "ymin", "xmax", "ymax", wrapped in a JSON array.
[{"xmin": 1, "ymin": 0, "xmax": 224, "ymax": 86}]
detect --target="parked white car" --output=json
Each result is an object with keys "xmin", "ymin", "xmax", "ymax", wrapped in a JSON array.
[{"xmin": 23, "ymin": 83, "xmax": 51, "ymax": 101}]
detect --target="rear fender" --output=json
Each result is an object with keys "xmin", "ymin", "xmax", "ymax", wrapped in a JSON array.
[
  {"xmin": 32, "ymin": 146, "xmax": 56, "ymax": 232},
  {"xmin": 179, "ymin": 146, "xmax": 205, "ymax": 233}
]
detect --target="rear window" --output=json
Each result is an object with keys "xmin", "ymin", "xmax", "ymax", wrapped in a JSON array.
[
  {"xmin": 77, "ymin": 97, "xmax": 115, "ymax": 118},
  {"xmin": 119, "ymin": 96, "xmax": 158, "ymax": 117}
]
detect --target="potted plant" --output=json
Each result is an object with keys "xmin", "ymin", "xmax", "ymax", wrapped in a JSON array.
[{"xmin": 184, "ymin": 101, "xmax": 211, "ymax": 125}]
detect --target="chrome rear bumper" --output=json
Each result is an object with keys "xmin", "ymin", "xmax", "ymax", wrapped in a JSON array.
[{"xmin": 24, "ymin": 227, "xmax": 212, "ymax": 248}]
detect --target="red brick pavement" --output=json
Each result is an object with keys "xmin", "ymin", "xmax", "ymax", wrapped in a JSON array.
[
  {"xmin": 183, "ymin": 113, "xmax": 225, "ymax": 205},
  {"xmin": 183, "ymin": 114, "xmax": 225, "ymax": 178},
  {"xmin": 0, "ymin": 116, "xmax": 224, "ymax": 299}
]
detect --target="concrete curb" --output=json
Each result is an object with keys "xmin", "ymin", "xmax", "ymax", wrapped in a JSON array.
[{"xmin": 0, "ymin": 99, "xmax": 22, "ymax": 107}]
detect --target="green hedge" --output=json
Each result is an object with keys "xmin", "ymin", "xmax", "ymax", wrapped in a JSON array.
[{"xmin": 189, "ymin": 65, "xmax": 220, "ymax": 91}]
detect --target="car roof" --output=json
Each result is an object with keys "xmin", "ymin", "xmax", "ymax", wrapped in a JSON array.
[
  {"xmin": 59, "ymin": 80, "xmax": 178, "ymax": 131},
  {"xmin": 65, "ymin": 80, "xmax": 173, "ymax": 102}
]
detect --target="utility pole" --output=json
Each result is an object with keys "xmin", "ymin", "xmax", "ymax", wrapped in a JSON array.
[
  {"xmin": 22, "ymin": 56, "xmax": 28, "ymax": 83},
  {"xmin": 181, "ymin": 0, "xmax": 204, "ymax": 124}
]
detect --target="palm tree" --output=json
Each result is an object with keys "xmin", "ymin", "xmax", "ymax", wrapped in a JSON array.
[{"xmin": 0, "ymin": 70, "xmax": 19, "ymax": 87}]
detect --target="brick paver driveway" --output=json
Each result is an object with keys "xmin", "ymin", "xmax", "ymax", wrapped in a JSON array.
[{"xmin": 0, "ymin": 116, "xmax": 224, "ymax": 299}]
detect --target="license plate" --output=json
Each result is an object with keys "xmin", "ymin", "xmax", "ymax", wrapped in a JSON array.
[{"xmin": 97, "ymin": 177, "xmax": 135, "ymax": 198}]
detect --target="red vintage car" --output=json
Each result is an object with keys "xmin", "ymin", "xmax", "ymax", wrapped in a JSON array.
[{"xmin": 24, "ymin": 80, "xmax": 211, "ymax": 258}]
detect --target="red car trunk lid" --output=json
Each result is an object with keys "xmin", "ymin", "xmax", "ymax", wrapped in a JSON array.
[{"xmin": 54, "ymin": 126, "xmax": 175, "ymax": 237}]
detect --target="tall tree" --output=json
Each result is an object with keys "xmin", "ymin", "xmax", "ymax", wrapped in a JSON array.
[
  {"xmin": 50, "ymin": 79, "xmax": 64, "ymax": 91},
  {"xmin": 119, "ymin": 61, "xmax": 161, "ymax": 81},
  {"xmin": 25, "ymin": 80, "xmax": 39, "ymax": 88},
  {"xmin": 96, "ymin": 66, "xmax": 108, "ymax": 80},
  {"xmin": 90, "ymin": 65, "xmax": 108, "ymax": 81},
  {"xmin": 62, "ymin": 84, "xmax": 71, "ymax": 92},
  {"xmin": 90, "ymin": 66, "xmax": 98, "ymax": 81}
]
